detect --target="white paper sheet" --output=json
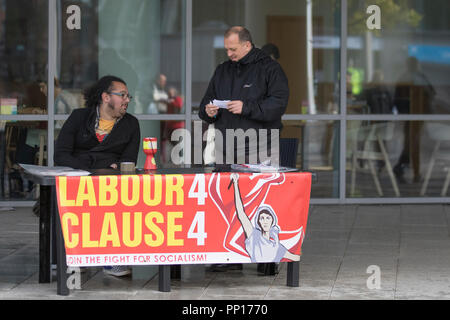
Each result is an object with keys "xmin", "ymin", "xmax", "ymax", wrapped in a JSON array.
[
  {"xmin": 231, "ymin": 163, "xmax": 299, "ymax": 173},
  {"xmin": 19, "ymin": 164, "xmax": 91, "ymax": 176},
  {"xmin": 211, "ymin": 99, "xmax": 230, "ymax": 109}
]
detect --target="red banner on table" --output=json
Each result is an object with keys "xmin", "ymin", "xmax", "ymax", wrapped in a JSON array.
[{"xmin": 55, "ymin": 172, "xmax": 311, "ymax": 267}]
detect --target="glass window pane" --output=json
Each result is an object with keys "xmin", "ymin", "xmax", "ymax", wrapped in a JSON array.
[
  {"xmin": 283, "ymin": 120, "xmax": 340, "ymax": 198},
  {"xmin": 1, "ymin": 120, "xmax": 47, "ymax": 201},
  {"xmin": 347, "ymin": 0, "xmax": 450, "ymax": 115},
  {"xmin": 192, "ymin": 0, "xmax": 245, "ymax": 111},
  {"xmin": 420, "ymin": 121, "xmax": 450, "ymax": 197},
  {"xmin": 57, "ymin": 0, "xmax": 185, "ymax": 116},
  {"xmin": 347, "ymin": 120, "xmax": 450, "ymax": 198},
  {"xmin": 192, "ymin": 0, "xmax": 340, "ymax": 115},
  {"xmin": 0, "ymin": 0, "xmax": 48, "ymax": 115},
  {"xmin": 346, "ymin": 120, "xmax": 397, "ymax": 197}
]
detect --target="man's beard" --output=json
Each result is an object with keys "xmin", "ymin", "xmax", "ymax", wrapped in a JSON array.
[{"xmin": 107, "ymin": 101, "xmax": 126, "ymax": 118}]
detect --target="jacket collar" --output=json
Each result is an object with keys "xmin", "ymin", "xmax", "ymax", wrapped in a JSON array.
[{"xmin": 233, "ymin": 46, "xmax": 267, "ymax": 66}]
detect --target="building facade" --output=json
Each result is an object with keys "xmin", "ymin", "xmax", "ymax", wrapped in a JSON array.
[{"xmin": 1, "ymin": 0, "xmax": 449, "ymax": 207}]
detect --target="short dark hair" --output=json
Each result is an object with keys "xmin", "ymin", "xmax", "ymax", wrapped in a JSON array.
[
  {"xmin": 224, "ymin": 26, "xmax": 253, "ymax": 45},
  {"xmin": 261, "ymin": 43, "xmax": 280, "ymax": 60},
  {"xmin": 84, "ymin": 75, "xmax": 126, "ymax": 109}
]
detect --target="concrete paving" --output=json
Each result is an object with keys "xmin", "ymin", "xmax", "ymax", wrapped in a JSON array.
[{"xmin": 1, "ymin": 204, "xmax": 450, "ymax": 300}]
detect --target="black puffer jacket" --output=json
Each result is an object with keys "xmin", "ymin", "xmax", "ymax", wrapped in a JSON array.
[
  {"xmin": 54, "ymin": 107, "xmax": 140, "ymax": 170},
  {"xmin": 199, "ymin": 47, "xmax": 289, "ymax": 132}
]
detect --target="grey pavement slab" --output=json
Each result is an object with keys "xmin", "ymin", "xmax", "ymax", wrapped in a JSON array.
[{"xmin": 2, "ymin": 204, "xmax": 450, "ymax": 300}]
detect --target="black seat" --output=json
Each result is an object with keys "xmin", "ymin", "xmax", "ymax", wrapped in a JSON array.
[{"xmin": 279, "ymin": 138, "xmax": 299, "ymax": 168}]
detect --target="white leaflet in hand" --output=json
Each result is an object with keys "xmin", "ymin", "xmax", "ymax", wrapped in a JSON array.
[{"xmin": 212, "ymin": 99, "xmax": 230, "ymax": 109}]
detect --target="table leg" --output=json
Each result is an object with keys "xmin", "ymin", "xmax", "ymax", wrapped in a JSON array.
[
  {"xmin": 171, "ymin": 265, "xmax": 181, "ymax": 279},
  {"xmin": 53, "ymin": 187, "xmax": 69, "ymax": 296},
  {"xmin": 158, "ymin": 265, "xmax": 171, "ymax": 292},
  {"xmin": 286, "ymin": 261, "xmax": 300, "ymax": 287},
  {"xmin": 39, "ymin": 185, "xmax": 51, "ymax": 283}
]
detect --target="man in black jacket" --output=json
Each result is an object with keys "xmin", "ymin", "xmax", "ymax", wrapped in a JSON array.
[
  {"xmin": 199, "ymin": 26, "xmax": 289, "ymax": 165},
  {"xmin": 54, "ymin": 75, "xmax": 140, "ymax": 170},
  {"xmin": 199, "ymin": 27, "xmax": 289, "ymax": 274}
]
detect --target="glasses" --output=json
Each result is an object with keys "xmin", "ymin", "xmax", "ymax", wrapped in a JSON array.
[{"xmin": 109, "ymin": 92, "xmax": 133, "ymax": 101}]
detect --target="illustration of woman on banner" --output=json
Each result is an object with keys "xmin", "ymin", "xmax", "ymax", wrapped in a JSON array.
[{"xmin": 230, "ymin": 173, "xmax": 300, "ymax": 262}]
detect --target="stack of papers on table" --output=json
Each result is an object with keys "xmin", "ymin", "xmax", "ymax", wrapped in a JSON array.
[{"xmin": 19, "ymin": 164, "xmax": 91, "ymax": 176}]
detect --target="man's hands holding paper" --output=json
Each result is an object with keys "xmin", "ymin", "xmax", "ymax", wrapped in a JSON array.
[
  {"xmin": 205, "ymin": 103, "xmax": 219, "ymax": 118},
  {"xmin": 207, "ymin": 99, "xmax": 243, "ymax": 118}
]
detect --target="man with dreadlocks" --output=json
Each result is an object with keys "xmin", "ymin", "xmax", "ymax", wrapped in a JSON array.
[
  {"xmin": 54, "ymin": 75, "xmax": 140, "ymax": 170},
  {"xmin": 54, "ymin": 75, "xmax": 140, "ymax": 277}
]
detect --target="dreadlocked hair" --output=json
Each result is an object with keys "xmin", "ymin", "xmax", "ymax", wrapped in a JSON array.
[{"xmin": 83, "ymin": 75, "xmax": 126, "ymax": 109}]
